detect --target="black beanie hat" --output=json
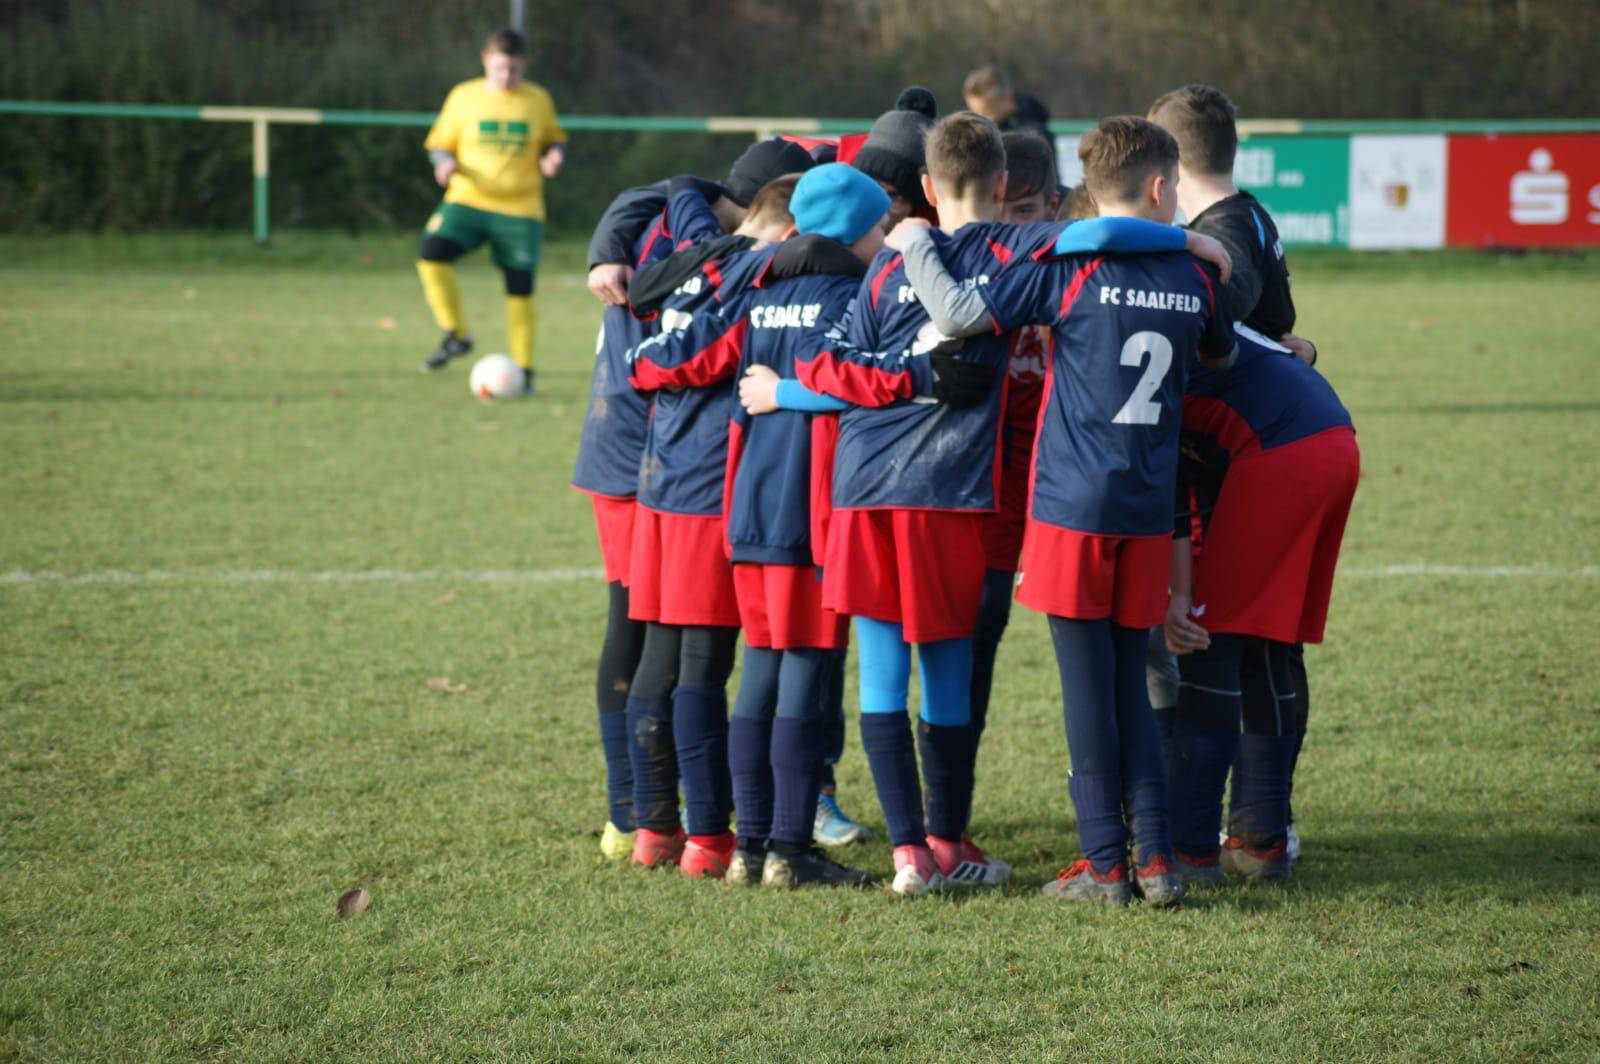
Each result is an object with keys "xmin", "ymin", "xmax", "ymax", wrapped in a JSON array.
[
  {"xmin": 851, "ymin": 86, "xmax": 937, "ymax": 207},
  {"xmin": 724, "ymin": 138, "xmax": 817, "ymax": 207}
]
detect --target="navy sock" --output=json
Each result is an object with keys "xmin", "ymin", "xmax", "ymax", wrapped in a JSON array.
[
  {"xmin": 917, "ymin": 720, "xmax": 975, "ymax": 841},
  {"xmin": 625, "ymin": 695, "xmax": 678, "ymax": 833},
  {"xmin": 770, "ymin": 715, "xmax": 825, "ymax": 849},
  {"xmin": 819, "ymin": 646, "xmax": 847, "ymax": 792},
  {"xmin": 672, "ymin": 685, "xmax": 731, "ymax": 837},
  {"xmin": 727, "ymin": 714, "xmax": 773, "ymax": 848},
  {"xmin": 970, "ymin": 567, "xmax": 1013, "ymax": 742},
  {"xmin": 1167, "ymin": 719, "xmax": 1237, "ymax": 855},
  {"xmin": 1228, "ymin": 732, "xmax": 1295, "ymax": 848},
  {"xmin": 1123, "ymin": 770, "xmax": 1171, "ymax": 868},
  {"xmin": 1067, "ymin": 772, "xmax": 1127, "ymax": 873},
  {"xmin": 598, "ymin": 710, "xmax": 634, "ymax": 830},
  {"xmin": 859, "ymin": 711, "xmax": 925, "ymax": 848}
]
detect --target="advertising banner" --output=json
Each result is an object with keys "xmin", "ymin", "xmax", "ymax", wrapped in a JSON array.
[
  {"xmin": 1348, "ymin": 135, "xmax": 1448, "ymax": 249},
  {"xmin": 1233, "ymin": 136, "xmax": 1350, "ymax": 247},
  {"xmin": 1446, "ymin": 133, "xmax": 1600, "ymax": 247}
]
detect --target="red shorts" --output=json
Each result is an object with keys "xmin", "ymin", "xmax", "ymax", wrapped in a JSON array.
[
  {"xmin": 1192, "ymin": 426, "xmax": 1359, "ymax": 644},
  {"xmin": 734, "ymin": 563, "xmax": 848, "ymax": 650},
  {"xmin": 587, "ymin": 493, "xmax": 637, "ymax": 587},
  {"xmin": 982, "ymin": 448, "xmax": 1032, "ymax": 573},
  {"xmin": 1016, "ymin": 523, "xmax": 1170, "ymax": 628},
  {"xmin": 627, "ymin": 507, "xmax": 740, "ymax": 627},
  {"xmin": 822, "ymin": 508, "xmax": 987, "ymax": 643}
]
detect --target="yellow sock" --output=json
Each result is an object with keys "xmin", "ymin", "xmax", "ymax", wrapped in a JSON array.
[
  {"xmin": 416, "ymin": 260, "xmax": 467, "ymax": 338},
  {"xmin": 506, "ymin": 294, "xmax": 536, "ymax": 371}
]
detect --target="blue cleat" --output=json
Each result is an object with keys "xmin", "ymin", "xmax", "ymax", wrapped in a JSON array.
[{"xmin": 814, "ymin": 789, "xmax": 869, "ymax": 846}]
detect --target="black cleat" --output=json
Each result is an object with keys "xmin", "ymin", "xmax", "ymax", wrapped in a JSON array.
[
  {"xmin": 421, "ymin": 331, "xmax": 472, "ymax": 372},
  {"xmin": 761, "ymin": 848, "xmax": 875, "ymax": 888}
]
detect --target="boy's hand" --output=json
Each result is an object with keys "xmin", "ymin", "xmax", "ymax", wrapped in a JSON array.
[
  {"xmin": 739, "ymin": 364, "xmax": 782, "ymax": 415},
  {"xmin": 433, "ymin": 157, "xmax": 458, "ymax": 187},
  {"xmin": 1184, "ymin": 231, "xmax": 1232, "ymax": 285},
  {"xmin": 540, "ymin": 145, "xmax": 565, "ymax": 179},
  {"xmin": 1280, "ymin": 333, "xmax": 1317, "ymax": 366},
  {"xmin": 1164, "ymin": 594, "xmax": 1211, "ymax": 655},
  {"xmin": 587, "ymin": 264, "xmax": 633, "ymax": 306},
  {"xmin": 885, "ymin": 217, "xmax": 932, "ymax": 252}
]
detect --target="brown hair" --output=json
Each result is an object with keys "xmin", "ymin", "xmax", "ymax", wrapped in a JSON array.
[
  {"xmin": 1056, "ymin": 184, "xmax": 1097, "ymax": 222},
  {"xmin": 963, "ymin": 63, "xmax": 1011, "ymax": 105},
  {"xmin": 483, "ymin": 28, "xmax": 529, "ymax": 57},
  {"xmin": 1078, "ymin": 116, "xmax": 1179, "ymax": 207},
  {"xmin": 1001, "ymin": 131, "xmax": 1057, "ymax": 204},
  {"xmin": 746, "ymin": 173, "xmax": 802, "ymax": 227},
  {"xmin": 1147, "ymin": 84, "xmax": 1237, "ymax": 176},
  {"xmin": 925, "ymin": 111, "xmax": 1005, "ymax": 200}
]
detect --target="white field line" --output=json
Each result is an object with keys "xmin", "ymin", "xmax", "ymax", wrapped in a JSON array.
[
  {"xmin": 0, "ymin": 567, "xmax": 605, "ymax": 586},
  {"xmin": 1339, "ymin": 563, "xmax": 1598, "ymax": 578},
  {"xmin": 1, "ymin": 563, "xmax": 1596, "ymax": 587}
]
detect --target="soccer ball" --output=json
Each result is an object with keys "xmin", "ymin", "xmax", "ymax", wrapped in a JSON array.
[{"xmin": 468, "ymin": 354, "xmax": 528, "ymax": 400}]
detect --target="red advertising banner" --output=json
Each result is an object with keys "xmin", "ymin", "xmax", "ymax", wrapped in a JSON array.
[{"xmin": 1447, "ymin": 133, "xmax": 1600, "ymax": 247}]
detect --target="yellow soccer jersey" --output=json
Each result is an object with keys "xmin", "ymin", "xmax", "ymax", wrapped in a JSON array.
[{"xmin": 425, "ymin": 78, "xmax": 566, "ymax": 220}]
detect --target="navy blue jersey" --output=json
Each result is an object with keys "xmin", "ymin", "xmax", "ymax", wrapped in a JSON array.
[
  {"xmin": 571, "ymin": 189, "xmax": 724, "ymax": 498},
  {"xmin": 798, "ymin": 222, "xmax": 1067, "ymax": 512},
  {"xmin": 1184, "ymin": 325, "xmax": 1351, "ymax": 455},
  {"xmin": 980, "ymin": 247, "xmax": 1236, "ymax": 537},
  {"xmin": 726, "ymin": 239, "xmax": 865, "ymax": 565},
  {"xmin": 628, "ymin": 243, "xmax": 778, "ymax": 517}
]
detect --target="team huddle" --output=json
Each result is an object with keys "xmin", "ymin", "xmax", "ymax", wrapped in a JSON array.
[{"xmin": 556, "ymin": 79, "xmax": 1359, "ymax": 905}]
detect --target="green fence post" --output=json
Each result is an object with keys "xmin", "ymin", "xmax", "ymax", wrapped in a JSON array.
[{"xmin": 252, "ymin": 117, "xmax": 270, "ymax": 245}]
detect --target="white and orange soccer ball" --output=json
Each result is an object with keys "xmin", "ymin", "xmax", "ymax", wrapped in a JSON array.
[{"xmin": 468, "ymin": 353, "xmax": 528, "ymax": 400}]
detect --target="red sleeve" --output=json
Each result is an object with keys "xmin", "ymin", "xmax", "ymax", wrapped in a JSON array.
[{"xmin": 630, "ymin": 317, "xmax": 748, "ymax": 391}]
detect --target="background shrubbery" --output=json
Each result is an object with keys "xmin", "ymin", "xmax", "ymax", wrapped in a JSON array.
[{"xmin": 2, "ymin": 0, "xmax": 1596, "ymax": 235}]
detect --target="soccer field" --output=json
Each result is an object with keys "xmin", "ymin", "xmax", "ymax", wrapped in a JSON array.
[{"xmin": 2, "ymin": 234, "xmax": 1597, "ymax": 1059}]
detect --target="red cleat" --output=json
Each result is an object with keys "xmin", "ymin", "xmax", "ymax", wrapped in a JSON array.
[
  {"xmin": 679, "ymin": 832, "xmax": 737, "ymax": 879},
  {"xmin": 631, "ymin": 827, "xmax": 686, "ymax": 868}
]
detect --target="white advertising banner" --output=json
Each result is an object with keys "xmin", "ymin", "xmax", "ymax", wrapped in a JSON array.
[
  {"xmin": 1348, "ymin": 135, "xmax": 1447, "ymax": 249},
  {"xmin": 1054, "ymin": 135, "xmax": 1083, "ymax": 191}
]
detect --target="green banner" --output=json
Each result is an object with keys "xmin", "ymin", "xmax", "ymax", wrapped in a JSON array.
[{"xmin": 1232, "ymin": 136, "xmax": 1350, "ymax": 247}]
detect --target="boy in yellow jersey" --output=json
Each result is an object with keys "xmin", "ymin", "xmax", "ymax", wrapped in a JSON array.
[{"xmin": 416, "ymin": 28, "xmax": 566, "ymax": 390}]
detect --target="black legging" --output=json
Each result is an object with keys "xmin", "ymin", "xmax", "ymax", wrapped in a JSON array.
[{"xmin": 630, "ymin": 623, "xmax": 738, "ymax": 701}]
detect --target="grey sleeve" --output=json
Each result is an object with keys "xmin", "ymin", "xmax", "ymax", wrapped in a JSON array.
[
  {"xmin": 428, "ymin": 149, "xmax": 454, "ymax": 168},
  {"xmin": 899, "ymin": 229, "xmax": 993, "ymax": 338}
]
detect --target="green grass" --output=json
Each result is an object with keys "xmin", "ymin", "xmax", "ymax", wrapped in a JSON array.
[{"xmin": 2, "ymin": 233, "xmax": 1597, "ymax": 1060}]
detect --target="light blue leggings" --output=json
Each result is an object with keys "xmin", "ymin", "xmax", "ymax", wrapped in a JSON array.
[{"xmin": 853, "ymin": 616, "xmax": 972, "ymax": 725}]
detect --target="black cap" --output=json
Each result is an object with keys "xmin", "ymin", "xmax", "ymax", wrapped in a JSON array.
[
  {"xmin": 724, "ymin": 138, "xmax": 817, "ymax": 207},
  {"xmin": 851, "ymin": 103, "xmax": 935, "ymax": 208}
]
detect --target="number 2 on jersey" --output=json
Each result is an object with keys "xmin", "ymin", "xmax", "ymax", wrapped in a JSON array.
[{"xmin": 1111, "ymin": 330, "xmax": 1173, "ymax": 425}]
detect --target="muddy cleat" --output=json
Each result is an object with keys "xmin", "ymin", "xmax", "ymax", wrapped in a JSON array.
[
  {"xmin": 421, "ymin": 330, "xmax": 472, "ymax": 371},
  {"xmin": 762, "ymin": 848, "xmax": 875, "ymax": 889},
  {"xmin": 1040, "ymin": 859, "xmax": 1132, "ymax": 906},
  {"xmin": 890, "ymin": 845, "xmax": 945, "ymax": 897},
  {"xmin": 725, "ymin": 847, "xmax": 765, "ymax": 886},
  {"xmin": 814, "ymin": 790, "xmax": 869, "ymax": 846},
  {"xmin": 927, "ymin": 834, "xmax": 1011, "ymax": 887},
  {"xmin": 1133, "ymin": 853, "xmax": 1185, "ymax": 908},
  {"xmin": 599, "ymin": 821, "xmax": 635, "ymax": 862},
  {"xmin": 1220, "ymin": 835, "xmax": 1292, "ymax": 881},
  {"xmin": 520, "ymin": 367, "xmax": 537, "ymax": 396},
  {"xmin": 1173, "ymin": 847, "xmax": 1225, "ymax": 887},
  {"xmin": 630, "ymin": 826, "xmax": 686, "ymax": 868},
  {"xmin": 679, "ymin": 832, "xmax": 737, "ymax": 879},
  {"xmin": 1287, "ymin": 823, "xmax": 1301, "ymax": 865}
]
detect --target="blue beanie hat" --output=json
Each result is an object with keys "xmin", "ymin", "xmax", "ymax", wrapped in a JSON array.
[{"xmin": 790, "ymin": 163, "xmax": 892, "ymax": 246}]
